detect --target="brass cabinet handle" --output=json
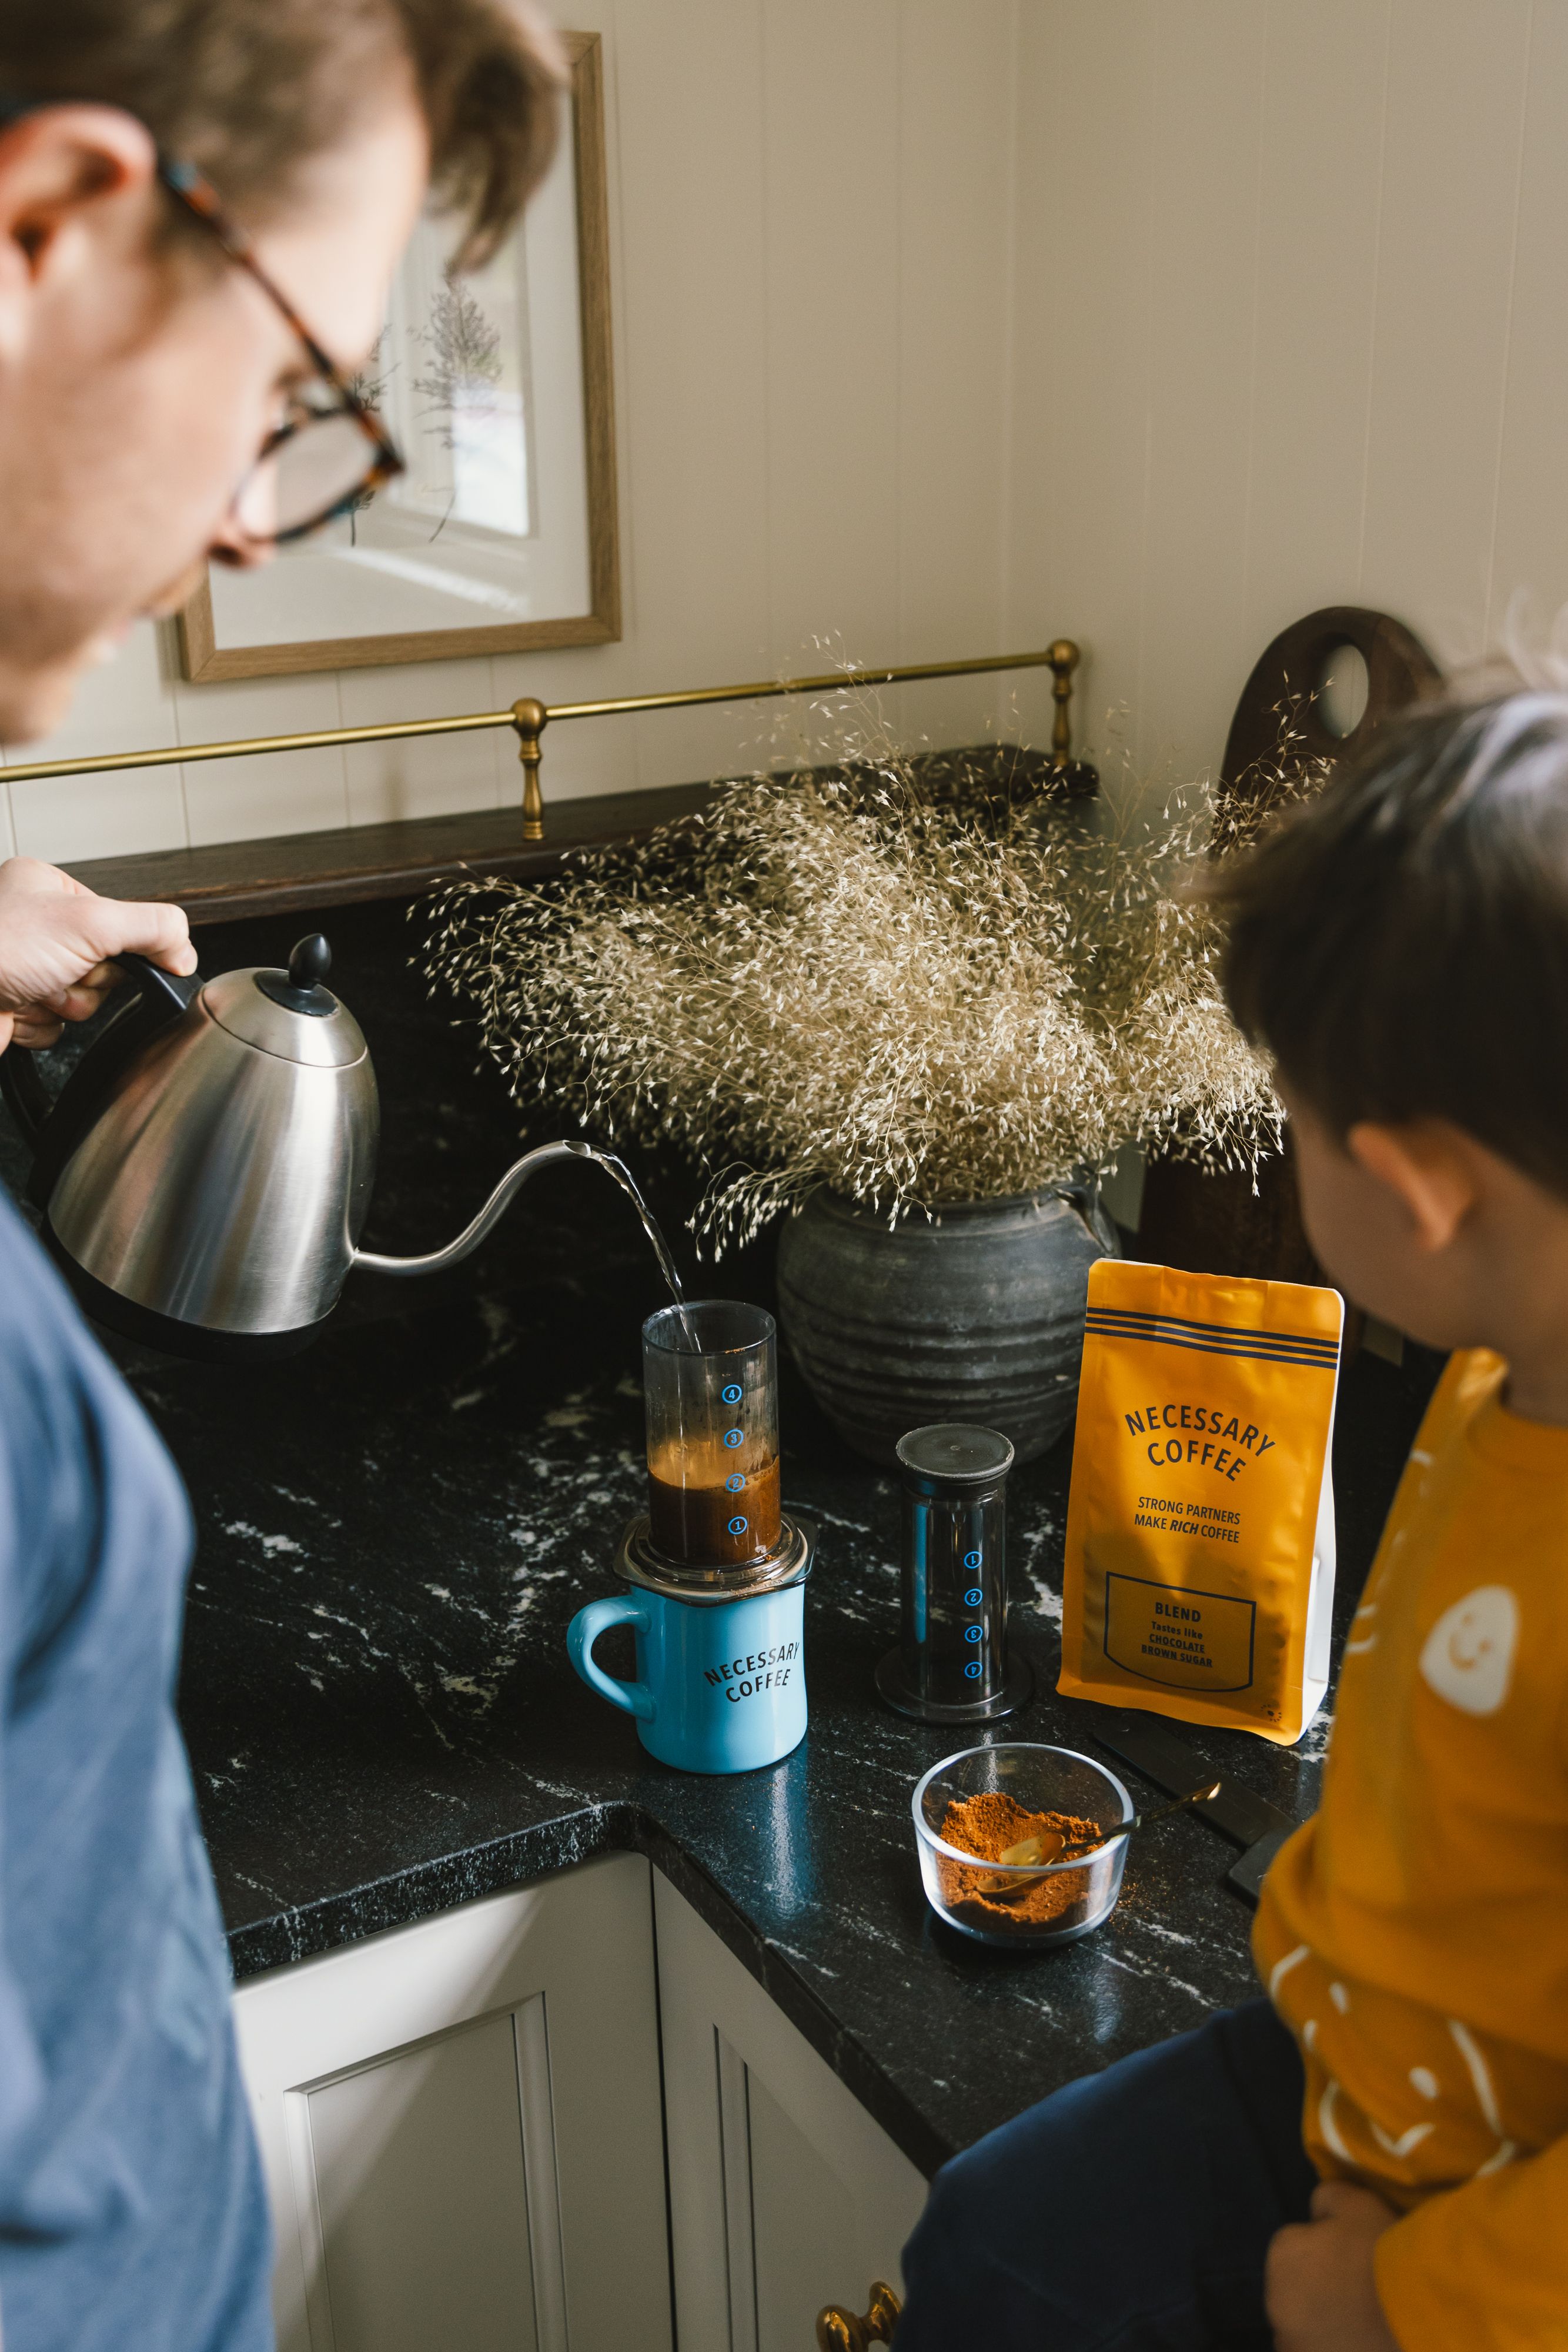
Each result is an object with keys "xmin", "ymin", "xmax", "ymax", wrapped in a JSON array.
[{"xmin": 815, "ymin": 2280, "xmax": 901, "ymax": 2350}]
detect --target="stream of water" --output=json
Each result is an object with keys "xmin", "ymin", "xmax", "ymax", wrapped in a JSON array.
[{"xmin": 573, "ymin": 1143, "xmax": 700, "ymax": 1345}]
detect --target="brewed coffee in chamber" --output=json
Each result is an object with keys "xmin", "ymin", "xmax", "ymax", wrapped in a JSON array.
[{"xmin": 643, "ymin": 1302, "xmax": 781, "ymax": 1567}]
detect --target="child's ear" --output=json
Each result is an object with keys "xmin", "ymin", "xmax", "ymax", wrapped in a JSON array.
[{"xmin": 1346, "ymin": 1121, "xmax": 1479, "ymax": 1252}]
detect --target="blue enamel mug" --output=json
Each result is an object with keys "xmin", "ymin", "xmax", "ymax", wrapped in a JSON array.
[{"xmin": 568, "ymin": 1572, "xmax": 808, "ymax": 1774}]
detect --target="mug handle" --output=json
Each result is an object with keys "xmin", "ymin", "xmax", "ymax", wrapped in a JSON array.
[{"xmin": 567, "ymin": 1596, "xmax": 656, "ymax": 1721}]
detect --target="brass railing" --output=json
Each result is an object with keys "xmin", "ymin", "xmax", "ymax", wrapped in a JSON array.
[{"xmin": 2, "ymin": 641, "xmax": 1083, "ymax": 842}]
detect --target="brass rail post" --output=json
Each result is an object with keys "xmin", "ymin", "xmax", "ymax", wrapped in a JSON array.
[
  {"xmin": 1048, "ymin": 638, "xmax": 1079, "ymax": 769},
  {"xmin": 511, "ymin": 697, "xmax": 548, "ymax": 841}
]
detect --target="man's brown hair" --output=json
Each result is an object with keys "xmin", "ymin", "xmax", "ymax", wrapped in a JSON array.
[
  {"xmin": 0, "ymin": 0, "xmax": 566, "ymax": 266},
  {"xmin": 1216, "ymin": 690, "xmax": 1568, "ymax": 1197}
]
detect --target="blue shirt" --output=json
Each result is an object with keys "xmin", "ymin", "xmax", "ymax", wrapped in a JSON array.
[{"xmin": 0, "ymin": 1191, "xmax": 272, "ymax": 2349}]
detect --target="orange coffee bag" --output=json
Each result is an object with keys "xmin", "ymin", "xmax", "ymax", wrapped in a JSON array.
[{"xmin": 1058, "ymin": 1259, "xmax": 1343, "ymax": 1745}]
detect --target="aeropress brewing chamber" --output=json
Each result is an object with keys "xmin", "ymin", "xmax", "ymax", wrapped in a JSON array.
[
  {"xmin": 876, "ymin": 1423, "xmax": 1032, "ymax": 1723},
  {"xmin": 622, "ymin": 1299, "xmax": 808, "ymax": 1599}
]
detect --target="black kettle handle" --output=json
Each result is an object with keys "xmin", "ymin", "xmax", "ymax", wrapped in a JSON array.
[
  {"xmin": 1, "ymin": 952, "xmax": 201, "ymax": 1205},
  {"xmin": 0, "ymin": 1036, "xmax": 51, "ymax": 1147},
  {"xmin": 108, "ymin": 953, "xmax": 200, "ymax": 1017}
]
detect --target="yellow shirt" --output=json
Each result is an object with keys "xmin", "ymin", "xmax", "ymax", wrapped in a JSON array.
[{"xmin": 1254, "ymin": 1348, "xmax": 1568, "ymax": 2351}]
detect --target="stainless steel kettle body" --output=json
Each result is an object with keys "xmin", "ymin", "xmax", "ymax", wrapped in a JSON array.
[{"xmin": 0, "ymin": 936, "xmax": 593, "ymax": 1361}]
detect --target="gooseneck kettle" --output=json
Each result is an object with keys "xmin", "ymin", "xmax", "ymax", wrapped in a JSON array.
[{"xmin": 0, "ymin": 933, "xmax": 592, "ymax": 1361}]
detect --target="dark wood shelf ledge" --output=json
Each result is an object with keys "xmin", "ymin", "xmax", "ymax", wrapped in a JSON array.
[{"xmin": 63, "ymin": 781, "xmax": 715, "ymax": 927}]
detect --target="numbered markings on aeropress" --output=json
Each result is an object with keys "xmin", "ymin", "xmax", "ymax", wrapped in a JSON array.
[{"xmin": 964, "ymin": 1548, "xmax": 985, "ymax": 1677}]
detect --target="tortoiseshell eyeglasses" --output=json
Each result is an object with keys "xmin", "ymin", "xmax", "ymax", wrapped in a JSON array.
[{"xmin": 158, "ymin": 157, "xmax": 406, "ymax": 547}]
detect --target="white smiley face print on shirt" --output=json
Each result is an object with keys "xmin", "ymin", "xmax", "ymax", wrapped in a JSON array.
[{"xmin": 1419, "ymin": 1585, "xmax": 1519, "ymax": 1717}]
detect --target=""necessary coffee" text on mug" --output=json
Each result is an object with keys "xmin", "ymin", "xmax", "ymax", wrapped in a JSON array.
[{"xmin": 705, "ymin": 1641, "xmax": 801, "ymax": 1702}]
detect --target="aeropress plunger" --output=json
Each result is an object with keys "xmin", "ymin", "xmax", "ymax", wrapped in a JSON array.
[{"xmin": 876, "ymin": 1423, "xmax": 1032, "ymax": 1723}]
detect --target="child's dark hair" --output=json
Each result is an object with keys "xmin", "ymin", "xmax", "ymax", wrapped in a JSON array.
[{"xmin": 1216, "ymin": 690, "xmax": 1568, "ymax": 1194}]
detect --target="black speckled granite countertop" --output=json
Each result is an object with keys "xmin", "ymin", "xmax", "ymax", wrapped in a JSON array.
[{"xmin": 2, "ymin": 901, "xmax": 1442, "ymax": 2182}]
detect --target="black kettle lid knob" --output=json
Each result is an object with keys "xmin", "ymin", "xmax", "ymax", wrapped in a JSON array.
[
  {"xmin": 254, "ymin": 933, "xmax": 337, "ymax": 1018},
  {"xmin": 289, "ymin": 934, "xmax": 332, "ymax": 989}
]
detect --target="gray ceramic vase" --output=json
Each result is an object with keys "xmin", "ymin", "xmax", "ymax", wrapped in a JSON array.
[{"xmin": 775, "ymin": 1182, "xmax": 1120, "ymax": 1466}]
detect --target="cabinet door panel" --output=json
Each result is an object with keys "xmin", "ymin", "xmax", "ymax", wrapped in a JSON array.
[
  {"xmin": 745, "ymin": 2064, "xmax": 869, "ymax": 2352},
  {"xmin": 655, "ymin": 1874, "xmax": 928, "ymax": 2352},
  {"xmin": 235, "ymin": 1853, "xmax": 669, "ymax": 2352},
  {"xmin": 306, "ymin": 2009, "xmax": 538, "ymax": 2352}
]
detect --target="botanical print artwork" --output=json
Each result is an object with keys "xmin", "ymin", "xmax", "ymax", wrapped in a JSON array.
[
  {"xmin": 343, "ymin": 271, "xmax": 511, "ymax": 550},
  {"xmin": 391, "ymin": 252, "xmax": 523, "ymax": 544}
]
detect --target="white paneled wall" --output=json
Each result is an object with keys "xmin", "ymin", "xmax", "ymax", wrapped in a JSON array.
[
  {"xmin": 16, "ymin": 2, "xmax": 1568, "ymax": 866},
  {"xmin": 2, "ymin": 1, "xmax": 1039, "ymax": 867},
  {"xmin": 1007, "ymin": 0, "xmax": 1567, "ymax": 800}
]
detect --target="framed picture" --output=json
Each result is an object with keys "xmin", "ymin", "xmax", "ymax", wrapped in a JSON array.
[{"xmin": 177, "ymin": 31, "xmax": 618, "ymax": 683}]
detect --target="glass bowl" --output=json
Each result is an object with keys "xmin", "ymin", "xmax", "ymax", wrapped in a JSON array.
[{"xmin": 912, "ymin": 1743, "xmax": 1134, "ymax": 1947}]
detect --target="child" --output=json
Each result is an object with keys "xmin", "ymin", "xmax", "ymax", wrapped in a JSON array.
[{"xmin": 895, "ymin": 689, "xmax": 1568, "ymax": 2352}]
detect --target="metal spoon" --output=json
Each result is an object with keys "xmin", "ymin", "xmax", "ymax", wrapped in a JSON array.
[{"xmin": 989, "ymin": 1780, "xmax": 1222, "ymax": 1892}]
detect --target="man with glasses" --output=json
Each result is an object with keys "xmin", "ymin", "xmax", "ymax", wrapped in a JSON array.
[{"xmin": 0, "ymin": 5, "xmax": 562, "ymax": 2346}]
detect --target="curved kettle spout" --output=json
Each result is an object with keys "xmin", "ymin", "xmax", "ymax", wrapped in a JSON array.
[{"xmin": 353, "ymin": 1140, "xmax": 597, "ymax": 1279}]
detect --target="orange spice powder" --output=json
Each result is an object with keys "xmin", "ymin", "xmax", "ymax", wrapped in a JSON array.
[{"xmin": 937, "ymin": 1790, "xmax": 1105, "ymax": 1934}]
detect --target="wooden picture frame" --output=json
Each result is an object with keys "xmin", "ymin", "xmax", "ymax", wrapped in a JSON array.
[{"xmin": 177, "ymin": 31, "xmax": 619, "ymax": 683}]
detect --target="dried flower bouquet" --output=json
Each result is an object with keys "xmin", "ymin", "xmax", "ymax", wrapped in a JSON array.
[{"xmin": 421, "ymin": 717, "xmax": 1282, "ymax": 1256}]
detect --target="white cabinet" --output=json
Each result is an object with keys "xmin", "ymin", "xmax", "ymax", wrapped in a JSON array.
[
  {"xmin": 233, "ymin": 1852, "xmax": 672, "ymax": 2352},
  {"xmin": 233, "ymin": 1852, "xmax": 927, "ymax": 2352},
  {"xmin": 654, "ymin": 1875, "xmax": 927, "ymax": 2352}
]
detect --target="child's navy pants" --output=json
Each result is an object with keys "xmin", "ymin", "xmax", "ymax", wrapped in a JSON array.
[{"xmin": 896, "ymin": 1999, "xmax": 1317, "ymax": 2351}]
